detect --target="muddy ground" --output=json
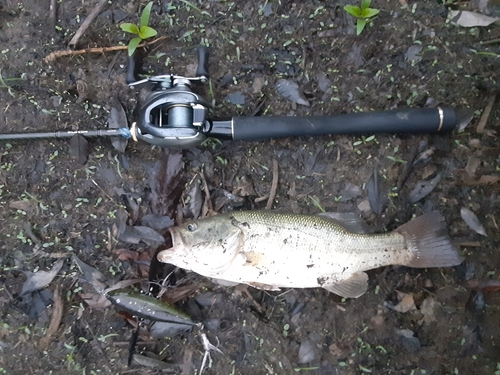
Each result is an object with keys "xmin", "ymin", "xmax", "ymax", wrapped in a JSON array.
[{"xmin": 1, "ymin": 0, "xmax": 500, "ymax": 374}]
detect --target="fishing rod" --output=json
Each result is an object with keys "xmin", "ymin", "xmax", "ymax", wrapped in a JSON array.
[{"xmin": 0, "ymin": 47, "xmax": 471, "ymax": 150}]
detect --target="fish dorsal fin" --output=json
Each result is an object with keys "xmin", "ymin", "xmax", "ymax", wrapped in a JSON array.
[
  {"xmin": 317, "ymin": 212, "xmax": 372, "ymax": 234},
  {"xmin": 322, "ymin": 272, "xmax": 369, "ymax": 298}
]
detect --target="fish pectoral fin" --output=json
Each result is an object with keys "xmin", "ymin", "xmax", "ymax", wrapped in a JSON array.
[
  {"xmin": 210, "ymin": 278, "xmax": 240, "ymax": 287},
  {"xmin": 322, "ymin": 272, "xmax": 368, "ymax": 298},
  {"xmin": 317, "ymin": 212, "xmax": 372, "ymax": 234},
  {"xmin": 247, "ymin": 282, "xmax": 281, "ymax": 291}
]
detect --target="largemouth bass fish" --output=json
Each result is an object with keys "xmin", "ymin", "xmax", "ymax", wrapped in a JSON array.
[{"xmin": 157, "ymin": 211, "xmax": 462, "ymax": 298}]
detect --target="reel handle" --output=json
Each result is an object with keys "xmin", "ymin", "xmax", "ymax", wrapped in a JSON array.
[
  {"xmin": 195, "ymin": 46, "xmax": 209, "ymax": 81},
  {"xmin": 126, "ymin": 54, "xmax": 138, "ymax": 85}
]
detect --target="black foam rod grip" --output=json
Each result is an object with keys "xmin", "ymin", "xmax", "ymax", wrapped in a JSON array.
[
  {"xmin": 196, "ymin": 46, "xmax": 209, "ymax": 78},
  {"xmin": 126, "ymin": 55, "xmax": 137, "ymax": 84},
  {"xmin": 231, "ymin": 107, "xmax": 457, "ymax": 141}
]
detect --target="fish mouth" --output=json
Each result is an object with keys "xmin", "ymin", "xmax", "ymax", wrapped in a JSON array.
[{"xmin": 157, "ymin": 227, "xmax": 184, "ymax": 263}]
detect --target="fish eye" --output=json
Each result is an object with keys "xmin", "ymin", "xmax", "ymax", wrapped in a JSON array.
[{"xmin": 187, "ymin": 223, "xmax": 197, "ymax": 232}]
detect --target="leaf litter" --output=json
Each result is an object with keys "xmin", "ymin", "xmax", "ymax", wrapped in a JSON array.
[
  {"xmin": 460, "ymin": 207, "xmax": 488, "ymax": 237},
  {"xmin": 21, "ymin": 259, "xmax": 64, "ymax": 296},
  {"xmin": 367, "ymin": 165, "xmax": 387, "ymax": 214},
  {"xmin": 408, "ymin": 172, "xmax": 443, "ymax": 203},
  {"xmin": 148, "ymin": 148, "xmax": 185, "ymax": 216},
  {"xmin": 108, "ymin": 96, "xmax": 128, "ymax": 153},
  {"xmin": 276, "ymin": 79, "xmax": 310, "ymax": 106}
]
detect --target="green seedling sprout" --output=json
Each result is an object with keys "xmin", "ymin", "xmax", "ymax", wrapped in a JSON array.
[
  {"xmin": 120, "ymin": 2, "xmax": 158, "ymax": 56},
  {"xmin": 344, "ymin": 0, "xmax": 380, "ymax": 35}
]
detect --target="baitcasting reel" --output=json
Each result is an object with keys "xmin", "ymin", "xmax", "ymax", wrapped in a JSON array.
[{"xmin": 127, "ymin": 47, "xmax": 217, "ymax": 149}]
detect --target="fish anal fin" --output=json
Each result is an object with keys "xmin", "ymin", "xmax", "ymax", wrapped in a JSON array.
[
  {"xmin": 322, "ymin": 272, "xmax": 368, "ymax": 298},
  {"xmin": 317, "ymin": 212, "xmax": 372, "ymax": 234}
]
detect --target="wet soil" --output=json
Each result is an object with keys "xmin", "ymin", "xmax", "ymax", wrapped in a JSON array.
[{"xmin": 1, "ymin": 0, "xmax": 500, "ymax": 374}]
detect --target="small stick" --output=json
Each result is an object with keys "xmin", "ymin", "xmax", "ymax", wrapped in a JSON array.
[
  {"xmin": 476, "ymin": 93, "xmax": 498, "ymax": 134},
  {"xmin": 198, "ymin": 171, "xmax": 214, "ymax": 216},
  {"xmin": 254, "ymin": 194, "xmax": 269, "ymax": 203},
  {"xmin": 114, "ymin": 340, "xmax": 157, "ymax": 347},
  {"xmin": 199, "ymin": 333, "xmax": 223, "ymax": 375},
  {"xmin": 45, "ymin": 36, "xmax": 167, "ymax": 63},
  {"xmin": 39, "ymin": 284, "xmax": 63, "ymax": 351},
  {"xmin": 49, "ymin": 0, "xmax": 57, "ymax": 30},
  {"xmin": 265, "ymin": 159, "xmax": 279, "ymax": 210},
  {"xmin": 68, "ymin": 0, "xmax": 109, "ymax": 49},
  {"xmin": 480, "ymin": 38, "xmax": 500, "ymax": 46},
  {"xmin": 91, "ymin": 179, "xmax": 118, "ymax": 204}
]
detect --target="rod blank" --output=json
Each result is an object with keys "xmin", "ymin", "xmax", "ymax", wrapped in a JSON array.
[{"xmin": 0, "ymin": 129, "xmax": 127, "ymax": 141}]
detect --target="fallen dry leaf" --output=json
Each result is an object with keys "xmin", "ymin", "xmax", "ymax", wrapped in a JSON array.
[
  {"xmin": 409, "ymin": 173, "xmax": 442, "ymax": 203},
  {"xmin": 384, "ymin": 292, "xmax": 416, "ymax": 313},
  {"xmin": 461, "ymin": 207, "xmax": 488, "ymax": 237},
  {"xmin": 276, "ymin": 79, "xmax": 310, "ymax": 106},
  {"xmin": 21, "ymin": 259, "xmax": 65, "ymax": 296},
  {"xmin": 419, "ymin": 297, "xmax": 437, "ymax": 325},
  {"xmin": 465, "ymin": 156, "xmax": 481, "ymax": 180},
  {"xmin": 79, "ymin": 292, "xmax": 112, "ymax": 309},
  {"xmin": 449, "ymin": 10, "xmax": 500, "ymax": 27},
  {"xmin": 477, "ymin": 175, "xmax": 500, "ymax": 185},
  {"xmin": 108, "ymin": 97, "xmax": 128, "ymax": 153},
  {"xmin": 149, "ymin": 148, "xmax": 185, "ymax": 217},
  {"xmin": 8, "ymin": 200, "xmax": 36, "ymax": 214},
  {"xmin": 114, "ymin": 248, "xmax": 139, "ymax": 262},
  {"xmin": 465, "ymin": 279, "xmax": 500, "ymax": 293},
  {"xmin": 72, "ymin": 255, "xmax": 108, "ymax": 292},
  {"xmin": 69, "ymin": 134, "xmax": 89, "ymax": 165}
]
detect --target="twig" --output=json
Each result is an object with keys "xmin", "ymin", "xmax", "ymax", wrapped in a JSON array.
[
  {"xmin": 199, "ymin": 333, "xmax": 223, "ymax": 375},
  {"xmin": 476, "ymin": 93, "xmax": 498, "ymax": 134},
  {"xmin": 254, "ymin": 194, "xmax": 269, "ymax": 203},
  {"xmin": 198, "ymin": 171, "xmax": 214, "ymax": 216},
  {"xmin": 39, "ymin": 284, "xmax": 63, "ymax": 350},
  {"xmin": 68, "ymin": 0, "xmax": 109, "ymax": 49},
  {"xmin": 114, "ymin": 340, "xmax": 157, "ymax": 347},
  {"xmin": 107, "ymin": 51, "xmax": 122, "ymax": 78},
  {"xmin": 45, "ymin": 36, "xmax": 167, "ymax": 63},
  {"xmin": 181, "ymin": 347, "xmax": 194, "ymax": 375},
  {"xmin": 238, "ymin": 285, "xmax": 263, "ymax": 313},
  {"xmin": 265, "ymin": 159, "xmax": 279, "ymax": 210},
  {"xmin": 49, "ymin": 0, "xmax": 57, "ymax": 30},
  {"xmin": 481, "ymin": 38, "xmax": 500, "ymax": 46},
  {"xmin": 91, "ymin": 179, "xmax": 117, "ymax": 204},
  {"xmin": 82, "ymin": 317, "xmax": 109, "ymax": 362}
]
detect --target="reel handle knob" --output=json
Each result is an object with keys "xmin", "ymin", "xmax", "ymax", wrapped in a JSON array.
[
  {"xmin": 195, "ymin": 46, "xmax": 209, "ymax": 81},
  {"xmin": 126, "ymin": 55, "xmax": 138, "ymax": 84}
]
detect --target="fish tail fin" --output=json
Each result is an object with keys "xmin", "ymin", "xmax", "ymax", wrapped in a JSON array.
[{"xmin": 395, "ymin": 211, "xmax": 463, "ymax": 268}]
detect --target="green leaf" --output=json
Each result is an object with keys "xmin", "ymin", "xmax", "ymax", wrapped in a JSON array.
[
  {"xmin": 120, "ymin": 23, "xmax": 139, "ymax": 34},
  {"xmin": 140, "ymin": 1, "xmax": 154, "ymax": 28},
  {"xmin": 362, "ymin": 8, "xmax": 379, "ymax": 18},
  {"xmin": 361, "ymin": 0, "xmax": 372, "ymax": 10},
  {"xmin": 128, "ymin": 37, "xmax": 141, "ymax": 57},
  {"xmin": 356, "ymin": 19, "xmax": 367, "ymax": 35},
  {"xmin": 139, "ymin": 25, "xmax": 157, "ymax": 39},
  {"xmin": 344, "ymin": 5, "xmax": 362, "ymax": 17}
]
